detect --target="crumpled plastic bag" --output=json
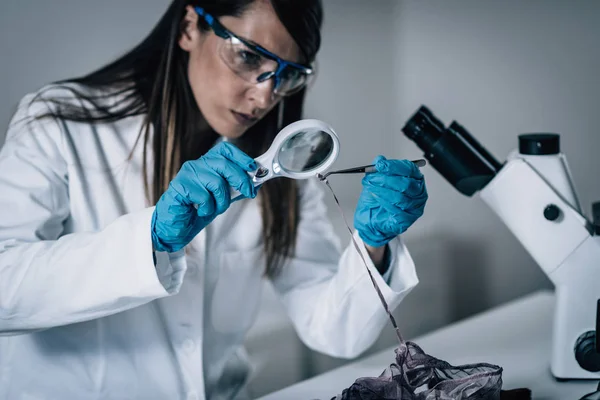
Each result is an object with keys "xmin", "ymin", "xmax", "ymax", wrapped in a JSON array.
[{"xmin": 330, "ymin": 341, "xmax": 531, "ymax": 400}]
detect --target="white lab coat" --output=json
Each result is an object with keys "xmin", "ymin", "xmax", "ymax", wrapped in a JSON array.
[{"xmin": 0, "ymin": 86, "xmax": 419, "ymax": 400}]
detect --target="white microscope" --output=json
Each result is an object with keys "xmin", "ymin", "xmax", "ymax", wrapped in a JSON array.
[{"xmin": 402, "ymin": 106, "xmax": 600, "ymax": 380}]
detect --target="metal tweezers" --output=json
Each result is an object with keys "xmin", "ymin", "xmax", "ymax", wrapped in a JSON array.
[{"xmin": 319, "ymin": 158, "xmax": 426, "ymax": 180}]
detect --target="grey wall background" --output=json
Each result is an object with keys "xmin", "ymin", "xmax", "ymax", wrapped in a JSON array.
[
  {"xmin": 2, "ymin": 0, "xmax": 600, "ymax": 396},
  {"xmin": 0, "ymin": 1, "xmax": 169, "ymax": 137}
]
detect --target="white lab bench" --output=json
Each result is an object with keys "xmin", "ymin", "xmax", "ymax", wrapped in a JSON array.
[{"xmin": 258, "ymin": 290, "xmax": 598, "ymax": 400}]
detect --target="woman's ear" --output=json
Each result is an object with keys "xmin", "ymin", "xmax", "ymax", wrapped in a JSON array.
[{"xmin": 179, "ymin": 5, "xmax": 201, "ymax": 52}]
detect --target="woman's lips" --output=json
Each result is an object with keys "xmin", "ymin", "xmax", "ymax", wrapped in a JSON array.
[{"xmin": 231, "ymin": 110, "xmax": 258, "ymax": 126}]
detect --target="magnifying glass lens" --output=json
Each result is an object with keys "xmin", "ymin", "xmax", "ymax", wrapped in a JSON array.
[{"xmin": 278, "ymin": 129, "xmax": 335, "ymax": 173}]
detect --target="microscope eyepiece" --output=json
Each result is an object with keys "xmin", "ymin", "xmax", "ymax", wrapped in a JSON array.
[
  {"xmin": 401, "ymin": 106, "xmax": 444, "ymax": 149},
  {"xmin": 402, "ymin": 106, "xmax": 502, "ymax": 196},
  {"xmin": 519, "ymin": 133, "xmax": 560, "ymax": 155}
]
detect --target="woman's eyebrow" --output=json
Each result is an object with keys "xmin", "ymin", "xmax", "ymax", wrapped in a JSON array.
[{"xmin": 225, "ymin": 23, "xmax": 299, "ymax": 62}]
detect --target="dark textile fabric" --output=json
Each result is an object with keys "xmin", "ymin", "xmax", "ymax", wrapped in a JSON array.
[{"xmin": 331, "ymin": 342, "xmax": 531, "ymax": 400}]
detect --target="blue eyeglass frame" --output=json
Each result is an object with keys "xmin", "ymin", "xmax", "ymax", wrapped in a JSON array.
[{"xmin": 194, "ymin": 6, "xmax": 314, "ymax": 92}]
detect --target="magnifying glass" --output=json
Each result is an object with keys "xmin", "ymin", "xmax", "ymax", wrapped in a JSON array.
[{"xmin": 230, "ymin": 119, "xmax": 341, "ymax": 201}]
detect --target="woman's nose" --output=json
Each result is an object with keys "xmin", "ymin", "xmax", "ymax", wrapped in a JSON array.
[{"xmin": 249, "ymin": 79, "xmax": 276, "ymax": 109}]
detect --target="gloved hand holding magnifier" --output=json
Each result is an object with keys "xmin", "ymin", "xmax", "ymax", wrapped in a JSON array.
[{"xmin": 151, "ymin": 119, "xmax": 342, "ymax": 253}]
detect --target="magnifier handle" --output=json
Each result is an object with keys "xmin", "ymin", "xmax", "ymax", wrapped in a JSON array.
[
  {"xmin": 192, "ymin": 185, "xmax": 252, "ymax": 209},
  {"xmin": 229, "ymin": 156, "xmax": 271, "ymax": 202},
  {"xmin": 229, "ymin": 176, "xmax": 262, "ymax": 202},
  {"xmin": 230, "ymin": 187, "xmax": 244, "ymax": 202}
]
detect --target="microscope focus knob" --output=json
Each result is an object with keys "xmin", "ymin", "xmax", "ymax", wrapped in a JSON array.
[
  {"xmin": 543, "ymin": 204, "xmax": 561, "ymax": 221},
  {"xmin": 575, "ymin": 331, "xmax": 600, "ymax": 372}
]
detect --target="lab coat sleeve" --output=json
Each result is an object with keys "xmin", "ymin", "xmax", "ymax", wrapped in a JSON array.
[
  {"xmin": 270, "ymin": 178, "xmax": 419, "ymax": 359},
  {"xmin": 0, "ymin": 94, "xmax": 186, "ymax": 335}
]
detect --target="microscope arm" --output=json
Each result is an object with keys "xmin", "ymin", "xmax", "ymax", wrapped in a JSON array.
[{"xmin": 478, "ymin": 158, "xmax": 591, "ymax": 279}]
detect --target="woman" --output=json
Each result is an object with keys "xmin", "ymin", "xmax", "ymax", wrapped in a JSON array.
[{"xmin": 0, "ymin": 0, "xmax": 427, "ymax": 399}]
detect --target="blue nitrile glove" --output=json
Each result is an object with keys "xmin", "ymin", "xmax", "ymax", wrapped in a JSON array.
[
  {"xmin": 151, "ymin": 142, "xmax": 258, "ymax": 253},
  {"xmin": 354, "ymin": 156, "xmax": 428, "ymax": 248}
]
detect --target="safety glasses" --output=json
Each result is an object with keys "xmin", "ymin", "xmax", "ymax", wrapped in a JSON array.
[{"xmin": 194, "ymin": 6, "xmax": 315, "ymax": 96}]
